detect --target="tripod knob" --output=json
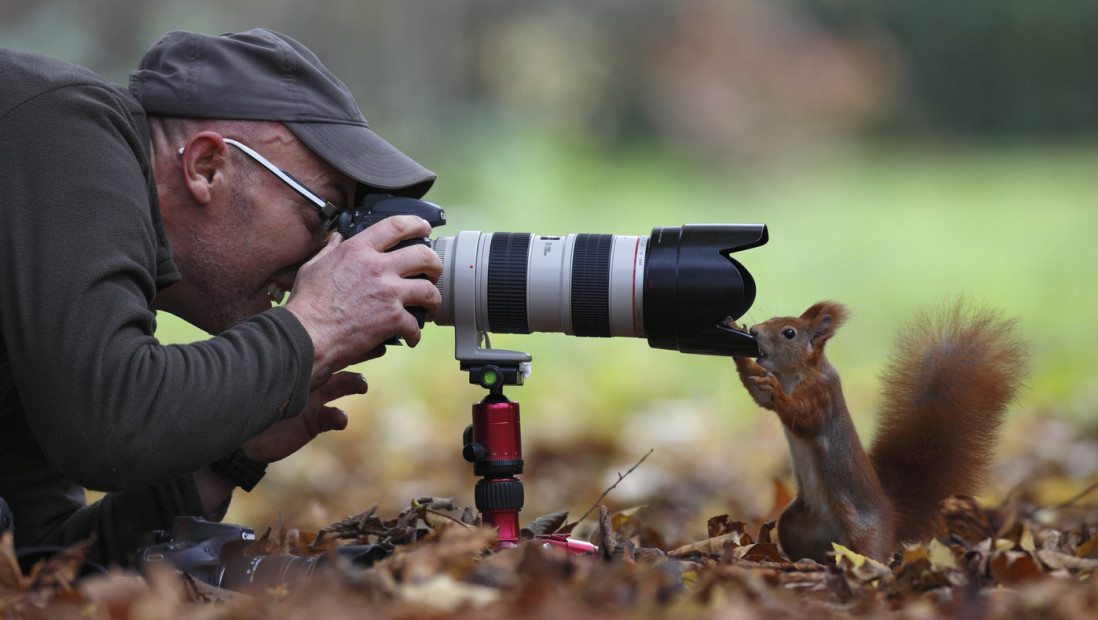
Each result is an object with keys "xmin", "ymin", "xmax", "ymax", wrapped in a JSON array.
[
  {"xmin": 475, "ymin": 478, "xmax": 524, "ymax": 511},
  {"xmin": 463, "ymin": 442, "xmax": 486, "ymax": 463},
  {"xmin": 461, "ymin": 424, "xmax": 485, "ymax": 462}
]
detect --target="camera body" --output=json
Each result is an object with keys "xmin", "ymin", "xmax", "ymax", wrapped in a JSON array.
[
  {"xmin": 338, "ymin": 193, "xmax": 448, "ymax": 238},
  {"xmin": 139, "ymin": 516, "xmax": 386, "ymax": 590},
  {"xmin": 139, "ymin": 516, "xmax": 260, "ymax": 587},
  {"xmin": 338, "ymin": 194, "xmax": 765, "ymax": 368}
]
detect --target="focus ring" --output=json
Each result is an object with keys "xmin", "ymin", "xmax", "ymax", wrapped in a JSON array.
[{"xmin": 571, "ymin": 234, "xmax": 612, "ymax": 337}]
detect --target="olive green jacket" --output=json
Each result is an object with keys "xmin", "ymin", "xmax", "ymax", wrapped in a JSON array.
[{"xmin": 0, "ymin": 47, "xmax": 312, "ymax": 567}]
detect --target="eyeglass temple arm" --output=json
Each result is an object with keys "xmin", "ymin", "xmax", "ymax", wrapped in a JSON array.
[{"xmin": 177, "ymin": 140, "xmax": 339, "ymax": 220}]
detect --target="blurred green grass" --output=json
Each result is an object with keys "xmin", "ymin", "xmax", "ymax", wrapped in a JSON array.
[{"xmin": 155, "ymin": 136, "xmax": 1098, "ymax": 524}]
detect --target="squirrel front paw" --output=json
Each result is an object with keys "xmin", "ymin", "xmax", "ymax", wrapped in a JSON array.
[
  {"xmin": 748, "ymin": 375, "xmax": 784, "ymax": 407},
  {"xmin": 721, "ymin": 317, "xmax": 750, "ymax": 334},
  {"xmin": 749, "ymin": 374, "xmax": 781, "ymax": 394}
]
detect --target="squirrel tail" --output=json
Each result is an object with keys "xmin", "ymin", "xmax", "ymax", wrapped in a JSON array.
[{"xmin": 868, "ymin": 300, "xmax": 1028, "ymax": 544}]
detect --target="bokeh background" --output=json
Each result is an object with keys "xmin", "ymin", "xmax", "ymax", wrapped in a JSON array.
[{"xmin": 6, "ymin": 0, "xmax": 1098, "ymax": 545}]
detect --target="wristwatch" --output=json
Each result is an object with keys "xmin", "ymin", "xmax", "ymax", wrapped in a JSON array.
[{"xmin": 209, "ymin": 449, "xmax": 267, "ymax": 492}]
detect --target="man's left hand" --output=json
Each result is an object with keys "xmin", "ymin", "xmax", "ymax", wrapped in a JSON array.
[{"xmin": 241, "ymin": 369, "xmax": 370, "ymax": 464}]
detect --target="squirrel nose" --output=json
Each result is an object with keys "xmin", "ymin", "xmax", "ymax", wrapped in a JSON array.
[{"xmin": 748, "ymin": 326, "xmax": 758, "ymax": 337}]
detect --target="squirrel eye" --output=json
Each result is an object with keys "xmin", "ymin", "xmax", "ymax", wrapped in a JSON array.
[{"xmin": 781, "ymin": 328, "xmax": 796, "ymax": 339}]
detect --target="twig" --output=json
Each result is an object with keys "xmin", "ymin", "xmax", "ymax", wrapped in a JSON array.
[
  {"xmin": 424, "ymin": 507, "xmax": 475, "ymax": 529},
  {"xmin": 1049, "ymin": 478, "xmax": 1098, "ymax": 510},
  {"xmin": 576, "ymin": 449, "xmax": 654, "ymax": 524}
]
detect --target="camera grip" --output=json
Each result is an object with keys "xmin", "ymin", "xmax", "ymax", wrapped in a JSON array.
[
  {"xmin": 383, "ymin": 237, "xmax": 430, "ymax": 346},
  {"xmin": 334, "ymin": 194, "xmax": 446, "ymax": 346}
]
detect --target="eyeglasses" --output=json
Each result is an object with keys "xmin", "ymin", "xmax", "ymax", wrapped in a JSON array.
[{"xmin": 178, "ymin": 138, "xmax": 342, "ymax": 236}]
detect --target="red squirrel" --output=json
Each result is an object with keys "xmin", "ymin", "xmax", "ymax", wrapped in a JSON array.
[{"xmin": 730, "ymin": 301, "xmax": 1027, "ymax": 563}]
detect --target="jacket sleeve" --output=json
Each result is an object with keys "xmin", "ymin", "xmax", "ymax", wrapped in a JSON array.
[{"xmin": 0, "ymin": 82, "xmax": 313, "ymax": 491}]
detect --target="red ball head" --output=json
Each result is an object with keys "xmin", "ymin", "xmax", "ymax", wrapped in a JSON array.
[{"xmin": 471, "ymin": 400, "xmax": 522, "ymax": 465}]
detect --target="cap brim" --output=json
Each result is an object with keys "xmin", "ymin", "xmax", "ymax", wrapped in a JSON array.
[{"xmin": 286, "ymin": 121, "xmax": 436, "ymax": 198}]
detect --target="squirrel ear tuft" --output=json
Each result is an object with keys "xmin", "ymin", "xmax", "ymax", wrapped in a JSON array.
[{"xmin": 801, "ymin": 302, "xmax": 849, "ymax": 344}]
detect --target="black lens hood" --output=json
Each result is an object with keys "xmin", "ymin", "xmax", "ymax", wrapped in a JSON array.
[{"xmin": 643, "ymin": 224, "xmax": 768, "ymax": 357}]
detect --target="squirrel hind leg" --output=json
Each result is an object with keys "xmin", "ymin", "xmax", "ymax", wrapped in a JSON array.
[
  {"xmin": 777, "ymin": 497, "xmax": 896, "ymax": 564},
  {"xmin": 777, "ymin": 499, "xmax": 840, "ymax": 564}
]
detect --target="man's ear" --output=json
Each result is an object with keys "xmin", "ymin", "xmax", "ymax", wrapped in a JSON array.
[{"xmin": 178, "ymin": 131, "xmax": 231, "ymax": 206}]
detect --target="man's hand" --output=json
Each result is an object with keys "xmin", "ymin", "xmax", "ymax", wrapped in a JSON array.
[
  {"xmin": 285, "ymin": 215, "xmax": 443, "ymax": 382},
  {"xmin": 193, "ymin": 369, "xmax": 370, "ymax": 513},
  {"xmin": 241, "ymin": 369, "xmax": 369, "ymax": 464}
]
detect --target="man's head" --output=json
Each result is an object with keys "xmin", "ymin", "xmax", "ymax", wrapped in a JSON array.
[
  {"xmin": 135, "ymin": 30, "xmax": 433, "ymax": 333},
  {"xmin": 131, "ymin": 28, "xmax": 434, "ymax": 198},
  {"xmin": 149, "ymin": 118, "xmax": 356, "ymax": 332}
]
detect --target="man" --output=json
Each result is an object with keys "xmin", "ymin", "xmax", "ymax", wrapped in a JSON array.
[{"xmin": 0, "ymin": 29, "xmax": 443, "ymax": 566}]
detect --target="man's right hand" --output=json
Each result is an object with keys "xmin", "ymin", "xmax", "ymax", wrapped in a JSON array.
[{"xmin": 285, "ymin": 214, "xmax": 443, "ymax": 380}]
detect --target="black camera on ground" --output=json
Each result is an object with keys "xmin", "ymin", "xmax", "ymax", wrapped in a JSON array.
[{"xmin": 139, "ymin": 517, "xmax": 386, "ymax": 590}]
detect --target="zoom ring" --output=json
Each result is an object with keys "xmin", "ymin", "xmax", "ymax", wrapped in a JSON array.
[{"xmin": 486, "ymin": 233, "xmax": 532, "ymax": 333}]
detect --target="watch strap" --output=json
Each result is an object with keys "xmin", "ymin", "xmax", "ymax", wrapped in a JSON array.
[{"xmin": 209, "ymin": 448, "xmax": 267, "ymax": 492}]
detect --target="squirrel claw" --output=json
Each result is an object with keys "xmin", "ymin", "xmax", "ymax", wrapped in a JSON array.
[
  {"xmin": 749, "ymin": 375, "xmax": 780, "ymax": 392},
  {"xmin": 720, "ymin": 316, "xmax": 749, "ymax": 333}
]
